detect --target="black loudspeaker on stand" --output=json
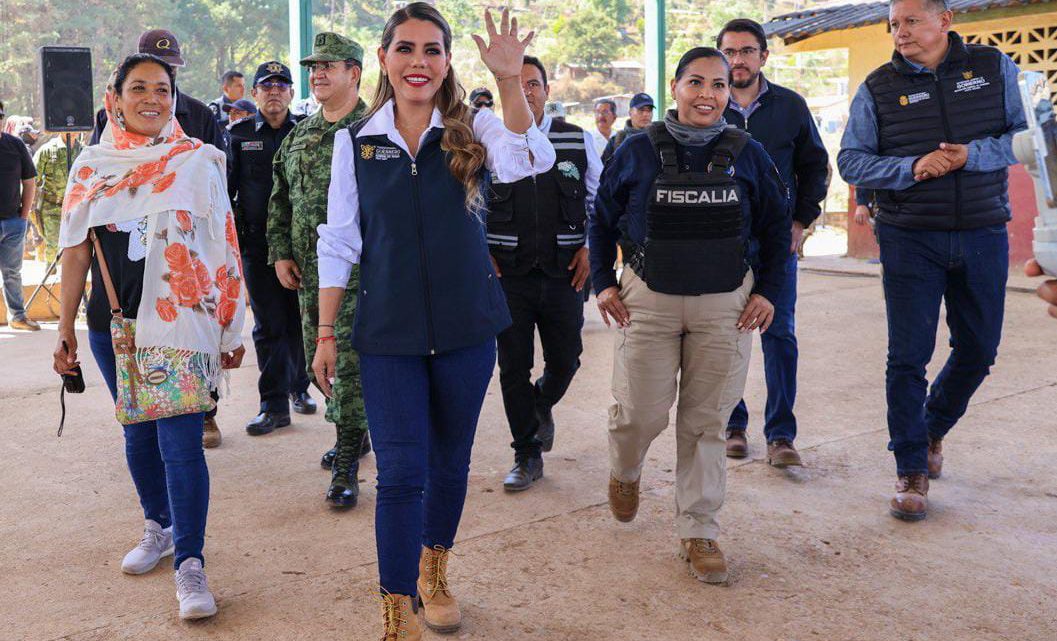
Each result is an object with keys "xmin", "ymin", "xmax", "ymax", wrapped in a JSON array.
[{"xmin": 26, "ymin": 46, "xmax": 95, "ymax": 315}]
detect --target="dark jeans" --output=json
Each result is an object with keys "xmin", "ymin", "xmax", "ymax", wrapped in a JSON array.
[
  {"xmin": 877, "ymin": 222, "xmax": 1008, "ymax": 475},
  {"xmin": 242, "ymin": 248, "xmax": 310, "ymax": 414},
  {"xmin": 359, "ymin": 340, "xmax": 496, "ymax": 596},
  {"xmin": 0, "ymin": 217, "xmax": 27, "ymax": 321},
  {"xmin": 496, "ymin": 272, "xmax": 584, "ymax": 461},
  {"xmin": 89, "ymin": 330, "xmax": 209, "ymax": 569},
  {"xmin": 728, "ymin": 252, "xmax": 799, "ymax": 442}
]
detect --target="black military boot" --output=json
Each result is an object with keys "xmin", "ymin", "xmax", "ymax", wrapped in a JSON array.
[{"xmin": 326, "ymin": 446, "xmax": 360, "ymax": 509}]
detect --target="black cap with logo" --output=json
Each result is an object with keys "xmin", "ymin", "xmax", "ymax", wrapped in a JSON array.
[{"xmin": 254, "ymin": 60, "xmax": 294, "ymax": 86}]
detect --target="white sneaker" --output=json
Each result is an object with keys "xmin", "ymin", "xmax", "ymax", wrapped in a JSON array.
[
  {"xmin": 121, "ymin": 519, "xmax": 174, "ymax": 575},
  {"xmin": 175, "ymin": 558, "xmax": 217, "ymax": 620}
]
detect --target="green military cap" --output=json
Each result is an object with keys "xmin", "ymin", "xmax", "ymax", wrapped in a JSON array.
[{"xmin": 300, "ymin": 32, "xmax": 364, "ymax": 66}]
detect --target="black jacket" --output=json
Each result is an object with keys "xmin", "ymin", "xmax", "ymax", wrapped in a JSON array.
[
  {"xmin": 724, "ymin": 78, "xmax": 829, "ymax": 227},
  {"xmin": 89, "ymin": 91, "xmax": 226, "ymax": 152}
]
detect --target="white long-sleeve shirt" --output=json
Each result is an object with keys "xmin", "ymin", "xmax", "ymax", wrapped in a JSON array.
[{"xmin": 318, "ymin": 100, "xmax": 556, "ymax": 289}]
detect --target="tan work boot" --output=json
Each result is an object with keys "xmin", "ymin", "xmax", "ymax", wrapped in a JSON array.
[
  {"xmin": 380, "ymin": 591, "xmax": 422, "ymax": 641},
  {"xmin": 927, "ymin": 438, "xmax": 943, "ymax": 479},
  {"xmin": 417, "ymin": 545, "xmax": 461, "ymax": 633},
  {"xmin": 889, "ymin": 473, "xmax": 929, "ymax": 521},
  {"xmin": 608, "ymin": 475, "xmax": 640, "ymax": 522},
  {"xmin": 202, "ymin": 416, "xmax": 221, "ymax": 449},
  {"xmin": 767, "ymin": 439, "xmax": 802, "ymax": 467},
  {"xmin": 678, "ymin": 538, "xmax": 728, "ymax": 584},
  {"xmin": 725, "ymin": 429, "xmax": 748, "ymax": 458}
]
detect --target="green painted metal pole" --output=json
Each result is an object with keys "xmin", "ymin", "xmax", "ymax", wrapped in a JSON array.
[
  {"xmin": 644, "ymin": 0, "xmax": 666, "ymax": 117},
  {"xmin": 289, "ymin": 0, "xmax": 313, "ymax": 100}
]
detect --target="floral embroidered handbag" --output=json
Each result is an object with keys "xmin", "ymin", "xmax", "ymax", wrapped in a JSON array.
[{"xmin": 92, "ymin": 230, "xmax": 214, "ymax": 425}]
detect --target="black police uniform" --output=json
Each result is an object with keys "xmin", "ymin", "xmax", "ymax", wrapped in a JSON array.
[
  {"xmin": 228, "ymin": 109, "xmax": 309, "ymax": 416},
  {"xmin": 488, "ymin": 118, "xmax": 592, "ymax": 469}
]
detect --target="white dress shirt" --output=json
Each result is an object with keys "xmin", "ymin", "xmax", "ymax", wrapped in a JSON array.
[
  {"xmin": 318, "ymin": 100, "xmax": 556, "ymax": 289},
  {"xmin": 589, "ymin": 127, "xmax": 612, "ymax": 157},
  {"xmin": 539, "ymin": 113, "xmax": 602, "ymax": 216}
]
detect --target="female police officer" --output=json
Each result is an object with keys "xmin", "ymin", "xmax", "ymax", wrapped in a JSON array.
[{"xmin": 589, "ymin": 47, "xmax": 790, "ymax": 585}]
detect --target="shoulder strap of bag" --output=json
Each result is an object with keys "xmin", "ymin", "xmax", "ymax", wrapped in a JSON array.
[{"xmin": 89, "ymin": 228, "xmax": 122, "ymax": 317}]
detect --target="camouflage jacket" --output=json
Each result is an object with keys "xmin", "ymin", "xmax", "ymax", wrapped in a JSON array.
[
  {"xmin": 266, "ymin": 99, "xmax": 368, "ymax": 266},
  {"xmin": 33, "ymin": 137, "xmax": 81, "ymax": 213}
]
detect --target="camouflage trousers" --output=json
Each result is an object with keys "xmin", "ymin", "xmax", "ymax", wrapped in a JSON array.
[
  {"xmin": 298, "ymin": 261, "xmax": 368, "ymax": 454},
  {"xmin": 40, "ymin": 211, "xmax": 61, "ymax": 264}
]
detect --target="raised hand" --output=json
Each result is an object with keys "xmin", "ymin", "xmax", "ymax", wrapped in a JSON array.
[{"xmin": 471, "ymin": 8, "xmax": 535, "ymax": 79}]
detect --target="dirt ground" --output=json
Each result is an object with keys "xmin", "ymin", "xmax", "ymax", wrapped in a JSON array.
[{"xmin": 1, "ymin": 267, "xmax": 1055, "ymax": 641}]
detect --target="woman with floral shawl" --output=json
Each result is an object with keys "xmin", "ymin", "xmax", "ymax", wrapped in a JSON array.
[{"xmin": 51, "ymin": 54, "xmax": 245, "ymax": 621}]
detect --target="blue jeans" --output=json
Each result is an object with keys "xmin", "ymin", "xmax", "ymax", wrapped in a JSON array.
[
  {"xmin": 728, "ymin": 252, "xmax": 799, "ymax": 442},
  {"xmin": 0, "ymin": 217, "xmax": 28, "ymax": 321},
  {"xmin": 877, "ymin": 222, "xmax": 1008, "ymax": 475},
  {"xmin": 88, "ymin": 330, "xmax": 209, "ymax": 569},
  {"xmin": 359, "ymin": 340, "xmax": 496, "ymax": 596}
]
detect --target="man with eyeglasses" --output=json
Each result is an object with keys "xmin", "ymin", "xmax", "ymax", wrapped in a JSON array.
[
  {"xmin": 469, "ymin": 87, "xmax": 494, "ymax": 112},
  {"xmin": 717, "ymin": 18, "xmax": 829, "ymax": 469},
  {"xmin": 267, "ymin": 33, "xmax": 371, "ymax": 510},
  {"xmin": 228, "ymin": 61, "xmax": 316, "ymax": 444}
]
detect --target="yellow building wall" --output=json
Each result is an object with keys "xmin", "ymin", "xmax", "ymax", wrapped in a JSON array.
[{"xmin": 784, "ymin": 7, "xmax": 1057, "ymax": 97}]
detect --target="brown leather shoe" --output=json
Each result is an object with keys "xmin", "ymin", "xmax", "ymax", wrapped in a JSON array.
[
  {"xmin": 927, "ymin": 438, "xmax": 943, "ymax": 479},
  {"xmin": 202, "ymin": 416, "xmax": 221, "ymax": 449},
  {"xmin": 725, "ymin": 429, "xmax": 748, "ymax": 458},
  {"xmin": 380, "ymin": 591, "xmax": 422, "ymax": 641},
  {"xmin": 608, "ymin": 475, "xmax": 639, "ymax": 522},
  {"xmin": 417, "ymin": 545, "xmax": 461, "ymax": 633},
  {"xmin": 678, "ymin": 538, "xmax": 728, "ymax": 584},
  {"xmin": 889, "ymin": 473, "xmax": 929, "ymax": 521},
  {"xmin": 767, "ymin": 439, "xmax": 802, "ymax": 467},
  {"xmin": 9, "ymin": 318, "xmax": 40, "ymax": 331}
]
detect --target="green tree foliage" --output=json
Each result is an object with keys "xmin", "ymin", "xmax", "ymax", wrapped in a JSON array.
[{"xmin": 550, "ymin": 6, "xmax": 619, "ymax": 71}]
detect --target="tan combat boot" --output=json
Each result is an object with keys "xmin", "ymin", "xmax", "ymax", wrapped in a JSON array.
[
  {"xmin": 417, "ymin": 545, "xmax": 461, "ymax": 633},
  {"xmin": 678, "ymin": 538, "xmax": 729, "ymax": 584},
  {"xmin": 202, "ymin": 416, "xmax": 221, "ymax": 449},
  {"xmin": 380, "ymin": 591, "xmax": 422, "ymax": 641},
  {"xmin": 608, "ymin": 475, "xmax": 640, "ymax": 522},
  {"xmin": 927, "ymin": 438, "xmax": 943, "ymax": 479},
  {"xmin": 725, "ymin": 429, "xmax": 748, "ymax": 458}
]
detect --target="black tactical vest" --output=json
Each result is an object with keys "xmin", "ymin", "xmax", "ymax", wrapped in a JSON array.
[
  {"xmin": 865, "ymin": 32, "xmax": 1009, "ymax": 230},
  {"xmin": 486, "ymin": 119, "xmax": 590, "ymax": 278},
  {"xmin": 623, "ymin": 123, "xmax": 749, "ymax": 296}
]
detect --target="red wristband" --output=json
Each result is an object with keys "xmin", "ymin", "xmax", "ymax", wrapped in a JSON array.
[{"xmin": 316, "ymin": 335, "xmax": 335, "ymax": 344}]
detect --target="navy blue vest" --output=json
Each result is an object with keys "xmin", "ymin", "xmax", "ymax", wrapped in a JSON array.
[
  {"xmin": 348, "ymin": 124, "xmax": 512, "ymax": 355},
  {"xmin": 865, "ymin": 32, "xmax": 1009, "ymax": 230}
]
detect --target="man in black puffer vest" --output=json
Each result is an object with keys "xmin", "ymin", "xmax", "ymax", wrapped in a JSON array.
[
  {"xmin": 838, "ymin": 0, "xmax": 1026, "ymax": 522},
  {"xmin": 488, "ymin": 56, "xmax": 601, "ymax": 492}
]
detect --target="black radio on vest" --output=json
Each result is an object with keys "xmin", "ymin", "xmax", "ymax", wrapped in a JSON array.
[
  {"xmin": 486, "ymin": 119, "xmax": 589, "ymax": 277},
  {"xmin": 866, "ymin": 32, "xmax": 1008, "ymax": 230},
  {"xmin": 622, "ymin": 122, "xmax": 749, "ymax": 296}
]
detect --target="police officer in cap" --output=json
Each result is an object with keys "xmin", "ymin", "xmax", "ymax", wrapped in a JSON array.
[
  {"xmin": 591, "ymin": 47, "xmax": 789, "ymax": 585},
  {"xmin": 229, "ymin": 61, "xmax": 317, "ymax": 437},
  {"xmin": 489, "ymin": 55, "xmax": 601, "ymax": 492},
  {"xmin": 469, "ymin": 87, "xmax": 494, "ymax": 112},
  {"xmin": 601, "ymin": 92, "xmax": 655, "ymax": 165}
]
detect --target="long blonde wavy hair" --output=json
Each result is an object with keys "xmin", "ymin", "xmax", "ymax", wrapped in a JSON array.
[{"xmin": 369, "ymin": 2, "xmax": 487, "ymax": 213}]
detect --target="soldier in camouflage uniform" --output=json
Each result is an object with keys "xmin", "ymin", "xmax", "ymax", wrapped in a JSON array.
[
  {"xmin": 33, "ymin": 133, "xmax": 81, "ymax": 263},
  {"xmin": 267, "ymin": 32, "xmax": 369, "ymax": 509}
]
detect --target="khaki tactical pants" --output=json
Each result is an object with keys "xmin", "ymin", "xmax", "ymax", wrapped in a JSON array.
[{"xmin": 608, "ymin": 268, "xmax": 753, "ymax": 540}]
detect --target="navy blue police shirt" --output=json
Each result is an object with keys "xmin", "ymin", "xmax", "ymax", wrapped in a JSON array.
[{"xmin": 589, "ymin": 129, "xmax": 792, "ymax": 303}]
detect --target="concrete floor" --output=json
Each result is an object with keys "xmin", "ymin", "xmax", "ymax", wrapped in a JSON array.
[{"xmin": 1, "ymin": 269, "xmax": 1055, "ymax": 641}]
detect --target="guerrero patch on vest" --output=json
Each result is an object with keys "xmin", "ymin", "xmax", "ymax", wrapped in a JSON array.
[{"xmin": 622, "ymin": 123, "xmax": 749, "ymax": 296}]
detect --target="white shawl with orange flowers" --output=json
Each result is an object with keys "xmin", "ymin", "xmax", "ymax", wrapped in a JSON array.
[{"xmin": 60, "ymin": 108, "xmax": 245, "ymax": 387}]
